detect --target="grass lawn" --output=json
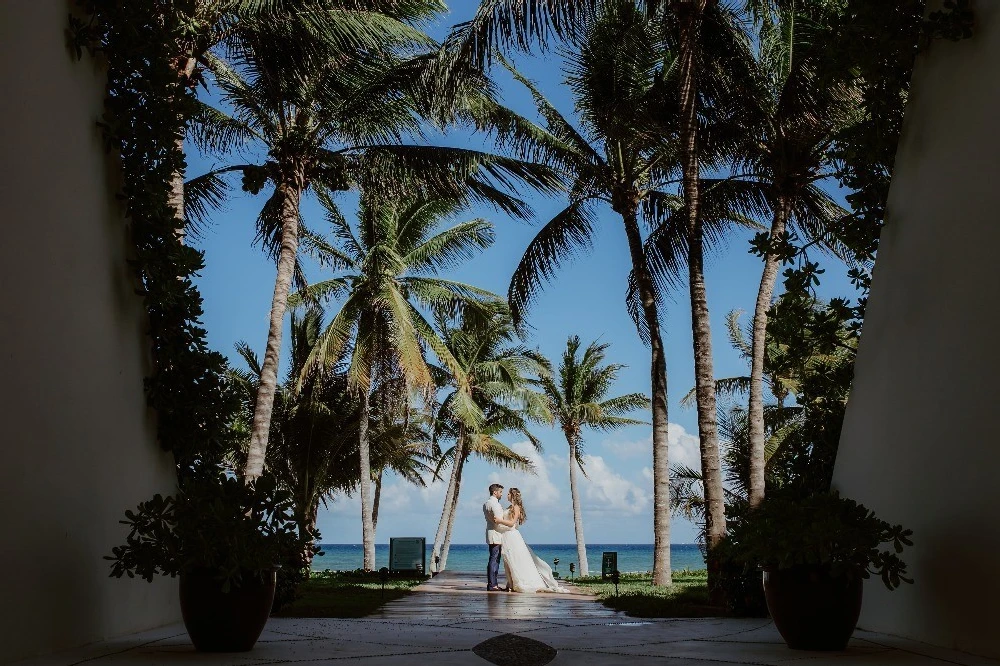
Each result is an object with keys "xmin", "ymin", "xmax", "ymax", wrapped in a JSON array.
[
  {"xmin": 571, "ymin": 569, "xmax": 725, "ymax": 618},
  {"xmin": 274, "ymin": 571, "xmax": 426, "ymax": 618}
]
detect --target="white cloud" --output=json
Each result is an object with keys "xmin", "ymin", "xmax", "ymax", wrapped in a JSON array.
[
  {"xmin": 487, "ymin": 440, "xmax": 560, "ymax": 509},
  {"xmin": 605, "ymin": 438, "xmax": 650, "ymax": 458},
  {"xmin": 602, "ymin": 423, "xmax": 702, "ymax": 472},
  {"xmin": 667, "ymin": 423, "xmax": 702, "ymax": 471},
  {"xmin": 579, "ymin": 454, "xmax": 649, "ymax": 515}
]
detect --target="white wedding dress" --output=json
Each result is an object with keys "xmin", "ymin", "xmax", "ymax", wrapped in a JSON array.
[{"xmin": 498, "ymin": 507, "xmax": 568, "ymax": 593}]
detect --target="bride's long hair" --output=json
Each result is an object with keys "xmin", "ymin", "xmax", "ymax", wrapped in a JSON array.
[{"xmin": 509, "ymin": 488, "xmax": 526, "ymax": 524}]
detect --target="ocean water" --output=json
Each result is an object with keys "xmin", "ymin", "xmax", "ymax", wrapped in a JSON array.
[{"xmin": 312, "ymin": 543, "xmax": 705, "ymax": 574}]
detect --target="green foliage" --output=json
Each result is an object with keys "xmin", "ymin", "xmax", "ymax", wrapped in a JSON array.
[
  {"xmin": 430, "ymin": 302, "xmax": 550, "ymax": 466},
  {"xmin": 69, "ymin": 2, "xmax": 239, "ymax": 470},
  {"xmin": 274, "ymin": 570, "xmax": 424, "ymax": 618},
  {"xmin": 228, "ymin": 311, "xmax": 364, "ymax": 512},
  {"xmin": 572, "ymin": 570, "xmax": 716, "ymax": 618},
  {"xmin": 106, "ymin": 469, "xmax": 316, "ymax": 593},
  {"xmin": 298, "ymin": 190, "xmax": 504, "ymax": 398},
  {"xmin": 764, "ymin": 273, "xmax": 858, "ymax": 493},
  {"xmin": 272, "ymin": 544, "xmax": 315, "ymax": 613},
  {"xmin": 808, "ymin": 0, "xmax": 975, "ymax": 264},
  {"xmin": 724, "ymin": 492, "xmax": 913, "ymax": 591},
  {"xmin": 712, "ymin": 535, "xmax": 769, "ymax": 617},
  {"xmin": 538, "ymin": 335, "xmax": 649, "ymax": 468}
]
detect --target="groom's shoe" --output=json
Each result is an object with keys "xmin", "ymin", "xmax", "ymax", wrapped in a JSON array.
[{"xmin": 486, "ymin": 586, "xmax": 502, "ymax": 591}]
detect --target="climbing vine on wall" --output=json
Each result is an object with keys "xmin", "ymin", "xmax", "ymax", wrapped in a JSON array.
[{"xmin": 68, "ymin": 2, "xmax": 237, "ymax": 474}]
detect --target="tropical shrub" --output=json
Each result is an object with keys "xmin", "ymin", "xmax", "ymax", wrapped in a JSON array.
[
  {"xmin": 724, "ymin": 491, "xmax": 913, "ymax": 589},
  {"xmin": 107, "ymin": 467, "xmax": 315, "ymax": 593}
]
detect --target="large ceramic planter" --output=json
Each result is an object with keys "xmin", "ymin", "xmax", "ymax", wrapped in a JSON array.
[
  {"xmin": 179, "ymin": 568, "xmax": 277, "ymax": 652},
  {"xmin": 763, "ymin": 566, "xmax": 863, "ymax": 651}
]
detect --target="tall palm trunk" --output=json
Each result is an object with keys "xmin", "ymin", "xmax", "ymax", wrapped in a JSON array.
[
  {"xmin": 748, "ymin": 199, "xmax": 791, "ymax": 507},
  {"xmin": 619, "ymin": 198, "xmax": 672, "ymax": 586},
  {"xmin": 677, "ymin": 0, "xmax": 726, "ymax": 595},
  {"xmin": 372, "ymin": 468, "xmax": 384, "ymax": 534},
  {"xmin": 245, "ymin": 182, "xmax": 302, "ymax": 480},
  {"xmin": 169, "ymin": 139, "xmax": 186, "ymax": 241},
  {"xmin": 432, "ymin": 432, "xmax": 465, "ymax": 572},
  {"xmin": 687, "ymin": 228, "xmax": 725, "ymax": 545},
  {"xmin": 440, "ymin": 452, "xmax": 467, "ymax": 571},
  {"xmin": 567, "ymin": 433, "xmax": 589, "ymax": 577},
  {"xmin": 359, "ymin": 382, "xmax": 376, "ymax": 570},
  {"xmin": 302, "ymin": 502, "xmax": 319, "ymax": 576},
  {"xmin": 170, "ymin": 56, "xmax": 197, "ymax": 243}
]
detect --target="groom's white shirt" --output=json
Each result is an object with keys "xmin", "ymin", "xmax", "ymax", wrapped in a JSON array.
[{"xmin": 483, "ymin": 496, "xmax": 504, "ymax": 545}]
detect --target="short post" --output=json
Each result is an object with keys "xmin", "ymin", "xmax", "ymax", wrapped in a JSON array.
[
  {"xmin": 569, "ymin": 562, "xmax": 575, "ymax": 580},
  {"xmin": 379, "ymin": 567, "xmax": 389, "ymax": 600},
  {"xmin": 553, "ymin": 558, "xmax": 560, "ymax": 579},
  {"xmin": 611, "ymin": 570, "xmax": 620, "ymax": 597},
  {"xmin": 433, "ymin": 555, "xmax": 441, "ymax": 576}
]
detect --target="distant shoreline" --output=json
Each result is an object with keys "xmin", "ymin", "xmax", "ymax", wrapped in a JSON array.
[
  {"xmin": 312, "ymin": 543, "xmax": 707, "ymax": 573},
  {"xmin": 315, "ymin": 542, "xmax": 702, "ymax": 546}
]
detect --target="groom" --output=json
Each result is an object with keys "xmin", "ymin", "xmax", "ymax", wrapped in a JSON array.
[{"xmin": 483, "ymin": 483, "xmax": 505, "ymax": 591}]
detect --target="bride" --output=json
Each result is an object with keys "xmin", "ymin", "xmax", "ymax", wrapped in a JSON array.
[{"xmin": 495, "ymin": 488, "xmax": 568, "ymax": 593}]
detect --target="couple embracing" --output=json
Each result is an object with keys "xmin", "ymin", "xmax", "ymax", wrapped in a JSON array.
[{"xmin": 483, "ymin": 483, "xmax": 567, "ymax": 593}]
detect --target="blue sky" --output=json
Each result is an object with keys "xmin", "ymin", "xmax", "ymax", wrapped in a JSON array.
[{"xmin": 189, "ymin": 5, "xmax": 856, "ymax": 545}]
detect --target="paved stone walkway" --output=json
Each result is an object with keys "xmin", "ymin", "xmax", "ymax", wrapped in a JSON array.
[
  {"xmin": 369, "ymin": 570, "xmax": 622, "ymax": 620},
  {"xmin": 15, "ymin": 572, "xmax": 1000, "ymax": 665}
]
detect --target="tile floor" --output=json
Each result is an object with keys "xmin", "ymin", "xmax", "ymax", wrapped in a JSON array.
[{"xmin": 15, "ymin": 572, "xmax": 999, "ymax": 665}]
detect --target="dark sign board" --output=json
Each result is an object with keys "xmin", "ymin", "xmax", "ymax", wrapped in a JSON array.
[
  {"xmin": 601, "ymin": 551, "xmax": 618, "ymax": 579},
  {"xmin": 389, "ymin": 537, "xmax": 426, "ymax": 574}
]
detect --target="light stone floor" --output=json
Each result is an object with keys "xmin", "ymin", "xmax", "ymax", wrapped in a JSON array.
[{"xmin": 15, "ymin": 572, "xmax": 1000, "ymax": 666}]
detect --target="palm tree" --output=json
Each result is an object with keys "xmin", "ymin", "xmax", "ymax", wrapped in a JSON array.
[
  {"xmin": 172, "ymin": 0, "xmax": 441, "ymax": 228},
  {"xmin": 293, "ymin": 190, "xmax": 503, "ymax": 570},
  {"xmin": 445, "ymin": 0, "xmax": 766, "ymax": 588},
  {"xmin": 538, "ymin": 336, "xmax": 649, "ymax": 578},
  {"xmin": 187, "ymin": 21, "xmax": 560, "ymax": 485},
  {"xmin": 639, "ymin": 0, "xmax": 762, "ymax": 579},
  {"xmin": 228, "ymin": 307, "xmax": 438, "ymax": 569},
  {"xmin": 429, "ymin": 303, "xmax": 551, "ymax": 572},
  {"xmin": 680, "ymin": 310, "xmax": 806, "ymax": 411},
  {"xmin": 366, "ymin": 371, "xmax": 437, "ymax": 535},
  {"xmin": 495, "ymin": 3, "xmax": 680, "ymax": 586},
  {"xmin": 227, "ymin": 307, "xmax": 363, "ymax": 568},
  {"xmin": 739, "ymin": 2, "xmax": 856, "ymax": 507},
  {"xmin": 672, "ymin": 299, "xmax": 858, "ymax": 523},
  {"xmin": 670, "ymin": 404, "xmax": 786, "ymax": 527}
]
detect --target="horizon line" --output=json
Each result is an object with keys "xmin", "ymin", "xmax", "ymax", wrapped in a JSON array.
[{"xmin": 316, "ymin": 542, "xmax": 702, "ymax": 546}]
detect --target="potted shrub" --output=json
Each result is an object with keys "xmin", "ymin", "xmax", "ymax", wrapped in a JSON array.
[
  {"xmin": 106, "ymin": 466, "xmax": 313, "ymax": 652},
  {"xmin": 725, "ymin": 491, "xmax": 913, "ymax": 651}
]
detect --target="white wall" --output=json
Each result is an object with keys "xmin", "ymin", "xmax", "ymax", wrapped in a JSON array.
[
  {"xmin": 832, "ymin": 2, "xmax": 1000, "ymax": 658},
  {"xmin": 0, "ymin": 2, "xmax": 180, "ymax": 662}
]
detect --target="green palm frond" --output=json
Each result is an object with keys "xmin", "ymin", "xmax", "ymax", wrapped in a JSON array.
[
  {"xmin": 183, "ymin": 170, "xmax": 231, "ymax": 237},
  {"xmin": 502, "ymin": 57, "xmax": 604, "ymax": 165},
  {"xmin": 189, "ymin": 99, "xmax": 261, "ymax": 155},
  {"xmin": 443, "ymin": 0, "xmax": 600, "ymax": 70},
  {"xmin": 470, "ymin": 436, "xmax": 534, "ymax": 472},
  {"xmin": 345, "ymin": 144, "xmax": 562, "ymax": 217},
  {"xmin": 508, "ymin": 199, "xmax": 599, "ymax": 328},
  {"xmin": 401, "ymin": 219, "xmax": 495, "ymax": 274},
  {"xmin": 300, "ymin": 228, "xmax": 357, "ymax": 272},
  {"xmin": 727, "ymin": 309, "xmax": 753, "ymax": 358},
  {"xmin": 540, "ymin": 335, "xmax": 647, "ymax": 459},
  {"xmin": 679, "ymin": 376, "xmax": 752, "ymax": 409},
  {"xmin": 288, "ymin": 277, "xmax": 352, "ymax": 310},
  {"xmin": 599, "ymin": 393, "xmax": 652, "ymax": 419}
]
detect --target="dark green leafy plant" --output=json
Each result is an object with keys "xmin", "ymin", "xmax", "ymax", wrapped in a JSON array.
[
  {"xmin": 68, "ymin": 2, "xmax": 239, "ymax": 471},
  {"xmin": 106, "ymin": 469, "xmax": 315, "ymax": 592},
  {"xmin": 725, "ymin": 492, "xmax": 913, "ymax": 590}
]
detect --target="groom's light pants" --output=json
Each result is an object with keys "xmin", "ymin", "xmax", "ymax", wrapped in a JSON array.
[{"xmin": 487, "ymin": 543, "xmax": 502, "ymax": 589}]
